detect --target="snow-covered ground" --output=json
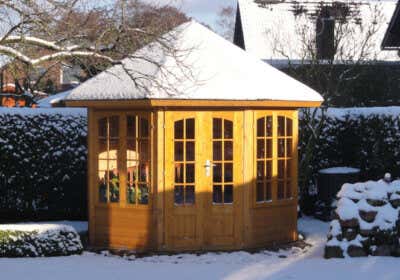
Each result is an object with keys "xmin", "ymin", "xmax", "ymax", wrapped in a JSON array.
[{"xmin": 1, "ymin": 217, "xmax": 399, "ymax": 280}]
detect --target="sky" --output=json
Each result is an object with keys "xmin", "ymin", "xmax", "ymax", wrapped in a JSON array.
[{"xmin": 143, "ymin": 0, "xmax": 237, "ymax": 30}]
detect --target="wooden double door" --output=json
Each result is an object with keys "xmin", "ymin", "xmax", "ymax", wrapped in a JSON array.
[{"xmin": 165, "ymin": 111, "xmax": 244, "ymax": 250}]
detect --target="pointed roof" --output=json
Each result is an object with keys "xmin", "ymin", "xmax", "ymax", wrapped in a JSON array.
[
  {"xmin": 382, "ymin": 1, "xmax": 400, "ymax": 49},
  {"xmin": 236, "ymin": 0, "xmax": 398, "ymax": 64},
  {"xmin": 66, "ymin": 21, "xmax": 323, "ymax": 104}
]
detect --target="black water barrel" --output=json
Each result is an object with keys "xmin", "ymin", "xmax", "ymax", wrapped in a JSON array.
[{"xmin": 317, "ymin": 167, "xmax": 360, "ymax": 202}]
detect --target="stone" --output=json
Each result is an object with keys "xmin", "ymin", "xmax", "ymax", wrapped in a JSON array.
[
  {"xmin": 324, "ymin": 246, "xmax": 344, "ymax": 259},
  {"xmin": 360, "ymin": 227, "xmax": 378, "ymax": 237},
  {"xmin": 359, "ymin": 210, "xmax": 377, "ymax": 223},
  {"xmin": 371, "ymin": 245, "xmax": 392, "ymax": 256},
  {"xmin": 347, "ymin": 245, "xmax": 367, "ymax": 257},
  {"xmin": 340, "ymin": 218, "xmax": 359, "ymax": 228},
  {"xmin": 390, "ymin": 199, "xmax": 400, "ymax": 208},
  {"xmin": 367, "ymin": 199, "xmax": 387, "ymax": 207},
  {"xmin": 342, "ymin": 228, "xmax": 358, "ymax": 241}
]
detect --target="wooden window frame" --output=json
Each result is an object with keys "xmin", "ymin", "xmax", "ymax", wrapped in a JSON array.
[
  {"xmin": 173, "ymin": 117, "xmax": 196, "ymax": 207},
  {"xmin": 253, "ymin": 111, "xmax": 298, "ymax": 208},
  {"xmin": 94, "ymin": 111, "xmax": 152, "ymax": 209},
  {"xmin": 211, "ymin": 117, "xmax": 234, "ymax": 206}
]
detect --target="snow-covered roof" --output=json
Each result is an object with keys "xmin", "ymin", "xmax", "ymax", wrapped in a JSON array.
[
  {"xmin": 66, "ymin": 21, "xmax": 323, "ymax": 103},
  {"xmin": 37, "ymin": 90, "xmax": 72, "ymax": 108},
  {"xmin": 237, "ymin": 0, "xmax": 399, "ymax": 63}
]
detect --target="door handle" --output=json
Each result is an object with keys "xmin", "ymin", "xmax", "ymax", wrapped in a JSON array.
[{"xmin": 204, "ymin": 160, "xmax": 216, "ymax": 177}]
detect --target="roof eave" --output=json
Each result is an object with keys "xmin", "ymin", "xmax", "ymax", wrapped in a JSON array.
[{"xmin": 65, "ymin": 99, "xmax": 322, "ymax": 109}]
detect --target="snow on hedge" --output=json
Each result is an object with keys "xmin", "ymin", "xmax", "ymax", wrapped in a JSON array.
[
  {"xmin": 325, "ymin": 179, "xmax": 400, "ymax": 258},
  {"xmin": 0, "ymin": 109, "xmax": 87, "ymax": 221},
  {"xmin": 0, "ymin": 223, "xmax": 83, "ymax": 257}
]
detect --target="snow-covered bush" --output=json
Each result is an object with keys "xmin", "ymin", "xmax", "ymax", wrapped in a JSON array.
[
  {"xmin": 0, "ymin": 109, "xmax": 87, "ymax": 221},
  {"xmin": 0, "ymin": 223, "xmax": 83, "ymax": 257},
  {"xmin": 300, "ymin": 107, "xmax": 400, "ymax": 183},
  {"xmin": 325, "ymin": 179, "xmax": 400, "ymax": 258}
]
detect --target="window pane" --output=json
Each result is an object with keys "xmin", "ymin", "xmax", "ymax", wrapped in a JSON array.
[
  {"xmin": 175, "ymin": 163, "xmax": 184, "ymax": 183},
  {"xmin": 257, "ymin": 139, "xmax": 265, "ymax": 159},
  {"xmin": 98, "ymin": 140, "xmax": 107, "ymax": 158},
  {"xmin": 127, "ymin": 139, "xmax": 137, "ymax": 160},
  {"xmin": 174, "ymin": 120, "xmax": 184, "ymax": 139},
  {"xmin": 185, "ymin": 185, "xmax": 195, "ymax": 205},
  {"xmin": 266, "ymin": 160, "xmax": 272, "ymax": 180},
  {"xmin": 278, "ymin": 116, "xmax": 285, "ymax": 137},
  {"xmin": 257, "ymin": 161, "xmax": 264, "ymax": 180},
  {"xmin": 98, "ymin": 118, "xmax": 107, "ymax": 138},
  {"xmin": 109, "ymin": 170, "xmax": 119, "ymax": 203},
  {"xmin": 127, "ymin": 184, "xmax": 136, "ymax": 204},
  {"xmin": 286, "ymin": 139, "xmax": 292, "ymax": 157},
  {"xmin": 224, "ymin": 120, "xmax": 233, "ymax": 139},
  {"xmin": 139, "ymin": 163, "xmax": 149, "ymax": 182},
  {"xmin": 278, "ymin": 181, "xmax": 284, "ymax": 200},
  {"xmin": 213, "ymin": 185, "xmax": 222, "ymax": 204},
  {"xmin": 224, "ymin": 163, "xmax": 233, "ymax": 182},
  {"xmin": 186, "ymin": 141, "xmax": 195, "ymax": 161},
  {"xmin": 266, "ymin": 139, "xmax": 272, "ymax": 158},
  {"xmin": 256, "ymin": 182, "xmax": 264, "ymax": 202},
  {"xmin": 286, "ymin": 181, "xmax": 292, "ymax": 199},
  {"xmin": 287, "ymin": 160, "xmax": 292, "ymax": 179},
  {"xmin": 278, "ymin": 160, "xmax": 285, "ymax": 179},
  {"xmin": 278, "ymin": 139, "xmax": 285, "ymax": 158},
  {"xmin": 127, "ymin": 116, "xmax": 136, "ymax": 138},
  {"xmin": 257, "ymin": 118, "xmax": 264, "ymax": 137},
  {"xmin": 174, "ymin": 186, "xmax": 184, "ymax": 205},
  {"xmin": 213, "ymin": 118, "xmax": 222, "ymax": 139},
  {"xmin": 109, "ymin": 139, "xmax": 118, "ymax": 159},
  {"xmin": 213, "ymin": 141, "xmax": 222, "ymax": 161},
  {"xmin": 174, "ymin": 142, "xmax": 183, "ymax": 161},
  {"xmin": 138, "ymin": 184, "xmax": 149, "ymax": 205},
  {"xmin": 286, "ymin": 119, "xmax": 293, "ymax": 136},
  {"xmin": 186, "ymin": 118, "xmax": 195, "ymax": 139},
  {"xmin": 224, "ymin": 185, "xmax": 233, "ymax": 203},
  {"xmin": 186, "ymin": 164, "xmax": 195, "ymax": 183},
  {"xmin": 213, "ymin": 163, "xmax": 222, "ymax": 183},
  {"xmin": 224, "ymin": 141, "xmax": 233, "ymax": 161},
  {"xmin": 266, "ymin": 116, "xmax": 273, "ymax": 137},
  {"xmin": 98, "ymin": 171, "xmax": 107, "ymax": 203},
  {"xmin": 109, "ymin": 116, "xmax": 119, "ymax": 138},
  {"xmin": 140, "ymin": 118, "xmax": 149, "ymax": 138},
  {"xmin": 139, "ymin": 140, "xmax": 149, "ymax": 161},
  {"xmin": 266, "ymin": 182, "xmax": 272, "ymax": 201}
]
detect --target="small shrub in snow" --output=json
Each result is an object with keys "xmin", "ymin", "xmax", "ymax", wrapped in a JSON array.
[
  {"xmin": 0, "ymin": 224, "xmax": 83, "ymax": 257},
  {"xmin": 325, "ymin": 179, "xmax": 400, "ymax": 258}
]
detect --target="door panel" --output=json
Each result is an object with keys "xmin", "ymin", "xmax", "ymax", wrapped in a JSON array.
[
  {"xmin": 204, "ymin": 112, "xmax": 243, "ymax": 249},
  {"xmin": 165, "ymin": 112, "xmax": 204, "ymax": 250}
]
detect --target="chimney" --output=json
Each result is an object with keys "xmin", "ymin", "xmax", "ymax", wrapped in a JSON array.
[{"xmin": 316, "ymin": 6, "xmax": 335, "ymax": 60}]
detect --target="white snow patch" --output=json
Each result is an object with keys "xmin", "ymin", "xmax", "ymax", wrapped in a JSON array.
[{"xmin": 319, "ymin": 167, "xmax": 360, "ymax": 174}]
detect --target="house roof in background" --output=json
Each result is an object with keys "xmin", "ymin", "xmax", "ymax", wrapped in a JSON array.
[
  {"xmin": 36, "ymin": 90, "xmax": 72, "ymax": 108},
  {"xmin": 237, "ymin": 0, "xmax": 399, "ymax": 63},
  {"xmin": 66, "ymin": 21, "xmax": 323, "ymax": 103},
  {"xmin": 382, "ymin": 1, "xmax": 400, "ymax": 49}
]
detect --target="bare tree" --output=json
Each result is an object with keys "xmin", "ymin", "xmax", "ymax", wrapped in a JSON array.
[
  {"xmin": 216, "ymin": 5, "xmax": 236, "ymax": 41},
  {"xmin": 0, "ymin": 0, "xmax": 189, "ymax": 96}
]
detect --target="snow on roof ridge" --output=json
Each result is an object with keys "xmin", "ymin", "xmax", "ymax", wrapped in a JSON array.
[{"xmin": 66, "ymin": 20, "xmax": 323, "ymax": 103}]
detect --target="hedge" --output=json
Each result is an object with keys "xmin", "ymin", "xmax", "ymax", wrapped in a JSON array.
[
  {"xmin": 299, "ymin": 107, "xmax": 400, "ymax": 184},
  {"xmin": 0, "ymin": 109, "xmax": 87, "ymax": 222},
  {"xmin": 0, "ymin": 224, "xmax": 83, "ymax": 257}
]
